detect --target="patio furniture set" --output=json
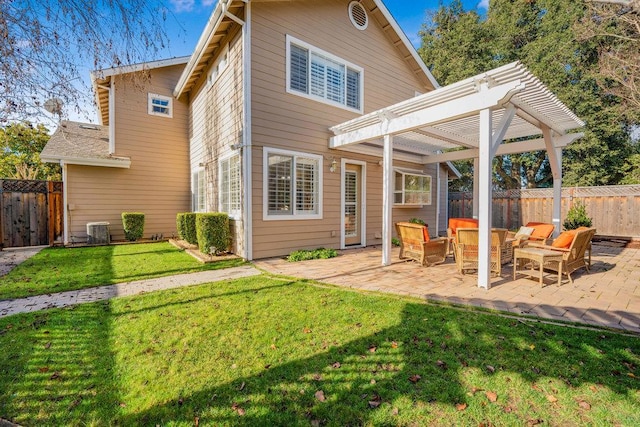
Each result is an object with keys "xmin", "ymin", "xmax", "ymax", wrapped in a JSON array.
[{"xmin": 395, "ymin": 219, "xmax": 596, "ymax": 287}]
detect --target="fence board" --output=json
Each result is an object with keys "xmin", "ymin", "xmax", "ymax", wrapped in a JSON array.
[
  {"xmin": 0, "ymin": 179, "xmax": 63, "ymax": 248},
  {"xmin": 449, "ymin": 185, "xmax": 640, "ymax": 237}
]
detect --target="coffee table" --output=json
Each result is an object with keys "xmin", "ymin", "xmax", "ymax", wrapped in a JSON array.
[{"xmin": 513, "ymin": 247, "xmax": 563, "ymax": 286}]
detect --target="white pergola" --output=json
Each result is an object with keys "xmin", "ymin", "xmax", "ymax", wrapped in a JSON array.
[{"xmin": 329, "ymin": 61, "xmax": 585, "ymax": 289}]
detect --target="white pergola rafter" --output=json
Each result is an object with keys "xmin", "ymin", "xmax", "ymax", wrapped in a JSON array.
[{"xmin": 329, "ymin": 61, "xmax": 585, "ymax": 289}]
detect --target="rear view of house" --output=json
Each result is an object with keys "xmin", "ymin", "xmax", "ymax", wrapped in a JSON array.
[{"xmin": 42, "ymin": 0, "xmax": 456, "ymax": 257}]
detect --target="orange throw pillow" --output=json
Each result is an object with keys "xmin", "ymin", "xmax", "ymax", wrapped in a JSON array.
[
  {"xmin": 449, "ymin": 218, "xmax": 479, "ymax": 235},
  {"xmin": 422, "ymin": 226, "xmax": 430, "ymax": 242},
  {"xmin": 551, "ymin": 230, "xmax": 576, "ymax": 248}
]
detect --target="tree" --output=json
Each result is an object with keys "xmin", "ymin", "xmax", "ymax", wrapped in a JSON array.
[
  {"xmin": 0, "ymin": 123, "xmax": 61, "ymax": 180},
  {"xmin": 418, "ymin": 0, "xmax": 637, "ymax": 190},
  {"xmin": 0, "ymin": 1, "xmax": 173, "ymax": 123},
  {"xmin": 577, "ymin": 1, "xmax": 640, "ymax": 122}
]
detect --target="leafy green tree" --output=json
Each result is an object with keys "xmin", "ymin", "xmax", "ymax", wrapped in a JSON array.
[
  {"xmin": 419, "ymin": 0, "xmax": 636, "ymax": 190},
  {"xmin": 0, "ymin": 123, "xmax": 61, "ymax": 180}
]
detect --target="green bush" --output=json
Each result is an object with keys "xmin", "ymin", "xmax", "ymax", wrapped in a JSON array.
[
  {"xmin": 392, "ymin": 237, "xmax": 401, "ymax": 247},
  {"xmin": 196, "ymin": 213, "xmax": 230, "ymax": 255},
  {"xmin": 183, "ymin": 213, "xmax": 198, "ymax": 245},
  {"xmin": 409, "ymin": 218, "xmax": 426, "ymax": 226},
  {"xmin": 121, "ymin": 212, "xmax": 145, "ymax": 241},
  {"xmin": 176, "ymin": 213, "xmax": 187, "ymax": 240},
  {"xmin": 287, "ymin": 248, "xmax": 338, "ymax": 262},
  {"xmin": 563, "ymin": 201, "xmax": 593, "ymax": 230}
]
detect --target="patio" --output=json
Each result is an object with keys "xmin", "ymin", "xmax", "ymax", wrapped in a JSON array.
[{"xmin": 254, "ymin": 241, "xmax": 640, "ymax": 334}]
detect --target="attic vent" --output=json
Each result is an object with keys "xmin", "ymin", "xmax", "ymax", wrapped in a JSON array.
[
  {"xmin": 79, "ymin": 124, "xmax": 99, "ymax": 130},
  {"xmin": 349, "ymin": 1, "xmax": 368, "ymax": 30}
]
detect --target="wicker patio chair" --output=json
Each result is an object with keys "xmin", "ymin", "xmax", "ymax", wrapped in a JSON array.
[
  {"xmin": 455, "ymin": 228, "xmax": 505, "ymax": 276},
  {"xmin": 527, "ymin": 227, "xmax": 596, "ymax": 283},
  {"xmin": 395, "ymin": 222, "xmax": 447, "ymax": 267}
]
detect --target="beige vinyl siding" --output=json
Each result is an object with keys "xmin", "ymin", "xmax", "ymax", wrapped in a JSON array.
[
  {"xmin": 189, "ymin": 27, "xmax": 245, "ymax": 255},
  {"xmin": 66, "ymin": 64, "xmax": 190, "ymax": 242},
  {"xmin": 250, "ymin": 0, "xmax": 435, "ymax": 259}
]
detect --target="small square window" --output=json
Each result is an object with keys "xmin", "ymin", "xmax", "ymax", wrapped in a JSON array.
[{"xmin": 148, "ymin": 93, "xmax": 173, "ymax": 118}]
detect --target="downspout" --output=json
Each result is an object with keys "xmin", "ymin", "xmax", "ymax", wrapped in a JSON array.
[
  {"xmin": 242, "ymin": 1, "xmax": 253, "ymax": 260},
  {"xmin": 61, "ymin": 161, "xmax": 69, "ymax": 245},
  {"xmin": 435, "ymin": 162, "xmax": 441, "ymax": 236}
]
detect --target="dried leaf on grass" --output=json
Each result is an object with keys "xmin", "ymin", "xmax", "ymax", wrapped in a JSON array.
[
  {"xmin": 578, "ymin": 400, "xmax": 591, "ymax": 410},
  {"xmin": 409, "ymin": 374, "xmax": 421, "ymax": 383},
  {"xmin": 546, "ymin": 395, "xmax": 558, "ymax": 403},
  {"xmin": 391, "ymin": 341, "xmax": 398, "ymax": 348},
  {"xmin": 231, "ymin": 402, "xmax": 246, "ymax": 415},
  {"xmin": 315, "ymin": 390, "xmax": 326, "ymax": 402},
  {"xmin": 485, "ymin": 391, "xmax": 498, "ymax": 402},
  {"xmin": 455, "ymin": 403, "xmax": 467, "ymax": 411},
  {"xmin": 368, "ymin": 394, "xmax": 382, "ymax": 409},
  {"xmin": 526, "ymin": 419, "xmax": 544, "ymax": 426}
]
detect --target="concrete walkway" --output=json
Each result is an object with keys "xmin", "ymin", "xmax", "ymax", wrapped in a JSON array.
[{"xmin": 0, "ymin": 265, "xmax": 260, "ymax": 318}]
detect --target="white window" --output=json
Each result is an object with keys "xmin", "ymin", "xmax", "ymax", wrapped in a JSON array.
[
  {"xmin": 263, "ymin": 148, "xmax": 323, "ymax": 220},
  {"xmin": 192, "ymin": 169, "xmax": 206, "ymax": 212},
  {"xmin": 148, "ymin": 93, "xmax": 173, "ymax": 118},
  {"xmin": 219, "ymin": 154, "xmax": 241, "ymax": 219},
  {"xmin": 208, "ymin": 44, "xmax": 229, "ymax": 87},
  {"xmin": 394, "ymin": 169, "xmax": 432, "ymax": 206},
  {"xmin": 286, "ymin": 35, "xmax": 363, "ymax": 113}
]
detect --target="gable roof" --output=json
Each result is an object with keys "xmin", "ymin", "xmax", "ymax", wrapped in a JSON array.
[
  {"xmin": 91, "ymin": 56, "xmax": 190, "ymax": 126},
  {"xmin": 174, "ymin": 0, "xmax": 439, "ymax": 98},
  {"xmin": 40, "ymin": 121, "xmax": 131, "ymax": 168}
]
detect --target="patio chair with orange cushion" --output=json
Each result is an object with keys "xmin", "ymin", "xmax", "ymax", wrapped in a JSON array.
[
  {"xmin": 455, "ymin": 228, "xmax": 506, "ymax": 276},
  {"xmin": 446, "ymin": 218, "xmax": 479, "ymax": 255},
  {"xmin": 508, "ymin": 221, "xmax": 555, "ymax": 245},
  {"xmin": 395, "ymin": 222, "xmax": 447, "ymax": 267},
  {"xmin": 527, "ymin": 227, "xmax": 596, "ymax": 283}
]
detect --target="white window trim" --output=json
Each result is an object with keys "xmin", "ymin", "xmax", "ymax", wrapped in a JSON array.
[
  {"xmin": 148, "ymin": 93, "xmax": 173, "ymax": 118},
  {"xmin": 263, "ymin": 147, "xmax": 323, "ymax": 221},
  {"xmin": 394, "ymin": 167, "xmax": 432, "ymax": 207},
  {"xmin": 192, "ymin": 167, "xmax": 206, "ymax": 213},
  {"xmin": 207, "ymin": 44, "xmax": 230, "ymax": 88},
  {"xmin": 285, "ymin": 34, "xmax": 364, "ymax": 114},
  {"xmin": 219, "ymin": 153, "xmax": 242, "ymax": 220}
]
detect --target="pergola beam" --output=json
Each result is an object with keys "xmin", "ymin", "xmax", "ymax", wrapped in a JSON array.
[
  {"xmin": 330, "ymin": 80, "xmax": 525, "ymax": 148},
  {"xmin": 420, "ymin": 133, "xmax": 584, "ymax": 164}
]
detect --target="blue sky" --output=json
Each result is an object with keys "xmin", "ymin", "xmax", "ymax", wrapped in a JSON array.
[{"xmin": 164, "ymin": 0, "xmax": 489, "ymax": 56}]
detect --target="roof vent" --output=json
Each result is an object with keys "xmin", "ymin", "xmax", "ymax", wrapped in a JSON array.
[
  {"xmin": 349, "ymin": 1, "xmax": 368, "ymax": 31},
  {"xmin": 79, "ymin": 124, "xmax": 99, "ymax": 130}
]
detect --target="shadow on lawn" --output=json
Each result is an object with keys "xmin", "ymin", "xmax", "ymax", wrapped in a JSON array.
[
  {"xmin": 114, "ymin": 283, "xmax": 639, "ymax": 425},
  {"xmin": 1, "ymin": 278, "xmax": 638, "ymax": 425}
]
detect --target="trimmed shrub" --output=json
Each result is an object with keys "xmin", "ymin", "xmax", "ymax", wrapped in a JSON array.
[
  {"xmin": 176, "ymin": 213, "xmax": 187, "ymax": 240},
  {"xmin": 287, "ymin": 248, "xmax": 338, "ymax": 262},
  {"xmin": 196, "ymin": 212, "xmax": 230, "ymax": 255},
  {"xmin": 183, "ymin": 213, "xmax": 198, "ymax": 245},
  {"xmin": 121, "ymin": 212, "xmax": 145, "ymax": 241},
  {"xmin": 563, "ymin": 201, "xmax": 593, "ymax": 230}
]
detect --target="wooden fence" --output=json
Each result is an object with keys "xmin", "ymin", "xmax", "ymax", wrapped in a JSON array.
[
  {"xmin": 0, "ymin": 179, "xmax": 63, "ymax": 248},
  {"xmin": 449, "ymin": 184, "xmax": 640, "ymax": 238}
]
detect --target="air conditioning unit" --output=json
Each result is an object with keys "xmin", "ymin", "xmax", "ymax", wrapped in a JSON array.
[{"xmin": 87, "ymin": 222, "xmax": 110, "ymax": 245}]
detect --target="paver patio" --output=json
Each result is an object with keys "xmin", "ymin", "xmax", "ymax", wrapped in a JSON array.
[{"xmin": 255, "ymin": 242, "xmax": 640, "ymax": 334}]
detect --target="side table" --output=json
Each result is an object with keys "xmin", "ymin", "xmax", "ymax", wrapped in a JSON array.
[{"xmin": 513, "ymin": 247, "xmax": 563, "ymax": 286}]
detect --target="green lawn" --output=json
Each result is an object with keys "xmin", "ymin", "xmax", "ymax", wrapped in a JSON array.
[
  {"xmin": 0, "ymin": 276, "xmax": 638, "ymax": 426},
  {"xmin": 0, "ymin": 242, "xmax": 245, "ymax": 300}
]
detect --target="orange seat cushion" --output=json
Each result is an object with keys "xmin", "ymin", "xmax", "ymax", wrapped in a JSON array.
[
  {"xmin": 448, "ymin": 218, "xmax": 479, "ymax": 235},
  {"xmin": 525, "ymin": 222, "xmax": 555, "ymax": 240},
  {"xmin": 551, "ymin": 230, "xmax": 576, "ymax": 248},
  {"xmin": 422, "ymin": 226, "xmax": 430, "ymax": 243}
]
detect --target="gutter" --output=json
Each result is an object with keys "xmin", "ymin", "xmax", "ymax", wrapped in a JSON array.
[{"xmin": 41, "ymin": 156, "xmax": 131, "ymax": 169}]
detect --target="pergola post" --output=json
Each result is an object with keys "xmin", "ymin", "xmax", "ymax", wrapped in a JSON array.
[
  {"xmin": 477, "ymin": 108, "xmax": 493, "ymax": 289},
  {"xmin": 472, "ymin": 157, "xmax": 480, "ymax": 219},
  {"xmin": 382, "ymin": 134, "xmax": 394, "ymax": 266},
  {"xmin": 543, "ymin": 125, "xmax": 563, "ymax": 237}
]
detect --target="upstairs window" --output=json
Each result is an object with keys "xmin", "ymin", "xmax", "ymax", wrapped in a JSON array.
[
  {"xmin": 208, "ymin": 44, "xmax": 229, "ymax": 87},
  {"xmin": 148, "ymin": 93, "xmax": 173, "ymax": 118},
  {"xmin": 286, "ymin": 35, "xmax": 363, "ymax": 113},
  {"xmin": 394, "ymin": 169, "xmax": 432, "ymax": 206}
]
